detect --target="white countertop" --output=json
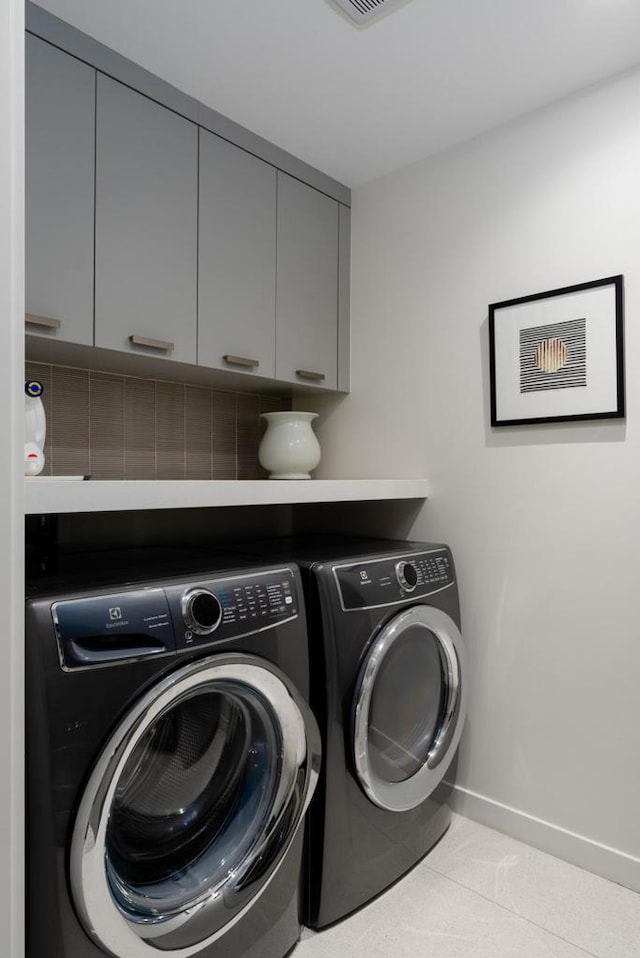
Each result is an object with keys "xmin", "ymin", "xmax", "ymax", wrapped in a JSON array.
[{"xmin": 24, "ymin": 478, "xmax": 429, "ymax": 515}]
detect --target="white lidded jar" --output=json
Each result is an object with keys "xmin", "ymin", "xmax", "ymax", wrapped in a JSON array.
[{"xmin": 258, "ymin": 411, "xmax": 321, "ymax": 479}]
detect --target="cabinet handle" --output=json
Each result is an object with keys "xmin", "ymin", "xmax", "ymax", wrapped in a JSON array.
[
  {"xmin": 25, "ymin": 313, "xmax": 61, "ymax": 330},
  {"xmin": 129, "ymin": 335, "xmax": 174, "ymax": 352},
  {"xmin": 223, "ymin": 354, "xmax": 260, "ymax": 369},
  {"xmin": 296, "ymin": 369, "xmax": 326, "ymax": 382}
]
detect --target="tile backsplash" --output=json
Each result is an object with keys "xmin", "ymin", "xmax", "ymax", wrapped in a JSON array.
[{"xmin": 26, "ymin": 363, "xmax": 291, "ymax": 480}]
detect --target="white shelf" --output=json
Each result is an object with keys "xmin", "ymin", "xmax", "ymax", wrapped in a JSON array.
[{"xmin": 24, "ymin": 478, "xmax": 429, "ymax": 515}]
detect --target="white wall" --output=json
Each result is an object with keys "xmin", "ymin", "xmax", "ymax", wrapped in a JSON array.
[
  {"xmin": 315, "ymin": 68, "xmax": 640, "ymax": 890},
  {"xmin": 0, "ymin": 0, "xmax": 24, "ymax": 954}
]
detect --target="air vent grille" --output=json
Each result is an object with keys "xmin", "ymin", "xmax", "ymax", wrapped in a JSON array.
[{"xmin": 331, "ymin": 0, "xmax": 411, "ymax": 25}]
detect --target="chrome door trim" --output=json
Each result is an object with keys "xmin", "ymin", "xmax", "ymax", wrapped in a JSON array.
[
  {"xmin": 70, "ymin": 653, "xmax": 320, "ymax": 958},
  {"xmin": 353, "ymin": 605, "xmax": 466, "ymax": 812}
]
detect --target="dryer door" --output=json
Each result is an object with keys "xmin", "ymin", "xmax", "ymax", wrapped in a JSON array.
[
  {"xmin": 352, "ymin": 606, "xmax": 466, "ymax": 812},
  {"xmin": 70, "ymin": 653, "xmax": 320, "ymax": 958}
]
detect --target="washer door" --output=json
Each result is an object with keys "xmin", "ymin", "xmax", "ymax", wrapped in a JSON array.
[
  {"xmin": 352, "ymin": 606, "xmax": 466, "ymax": 812},
  {"xmin": 70, "ymin": 653, "xmax": 320, "ymax": 958}
]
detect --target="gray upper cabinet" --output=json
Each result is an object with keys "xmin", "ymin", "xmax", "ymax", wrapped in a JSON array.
[
  {"xmin": 25, "ymin": 35, "xmax": 95, "ymax": 346},
  {"xmin": 25, "ymin": 15, "xmax": 350, "ymax": 391},
  {"xmin": 94, "ymin": 75, "xmax": 198, "ymax": 363},
  {"xmin": 198, "ymin": 130, "xmax": 277, "ymax": 378},
  {"xmin": 276, "ymin": 174, "xmax": 340, "ymax": 390}
]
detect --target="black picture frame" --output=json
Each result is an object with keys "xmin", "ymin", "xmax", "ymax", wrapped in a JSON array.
[{"xmin": 489, "ymin": 275, "xmax": 624, "ymax": 427}]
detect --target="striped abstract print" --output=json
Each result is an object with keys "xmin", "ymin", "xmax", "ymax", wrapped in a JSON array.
[{"xmin": 520, "ymin": 318, "xmax": 587, "ymax": 393}]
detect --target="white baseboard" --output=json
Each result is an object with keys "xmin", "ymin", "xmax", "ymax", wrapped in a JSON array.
[{"xmin": 447, "ymin": 783, "xmax": 640, "ymax": 894}]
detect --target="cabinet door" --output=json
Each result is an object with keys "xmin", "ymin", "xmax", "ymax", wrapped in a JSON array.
[
  {"xmin": 338, "ymin": 203, "xmax": 351, "ymax": 393},
  {"xmin": 25, "ymin": 35, "xmax": 95, "ymax": 346},
  {"xmin": 275, "ymin": 174, "xmax": 339, "ymax": 390},
  {"xmin": 95, "ymin": 75, "xmax": 197, "ymax": 363},
  {"xmin": 198, "ymin": 131, "xmax": 276, "ymax": 378}
]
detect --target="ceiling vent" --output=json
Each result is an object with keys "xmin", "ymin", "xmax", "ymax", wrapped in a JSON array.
[{"xmin": 330, "ymin": 0, "xmax": 412, "ymax": 26}]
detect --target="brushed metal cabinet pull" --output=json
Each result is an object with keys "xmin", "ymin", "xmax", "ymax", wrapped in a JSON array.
[
  {"xmin": 25, "ymin": 313, "xmax": 62, "ymax": 329},
  {"xmin": 129, "ymin": 335, "xmax": 175, "ymax": 352},
  {"xmin": 223, "ymin": 354, "xmax": 260, "ymax": 369},
  {"xmin": 296, "ymin": 369, "xmax": 326, "ymax": 382}
]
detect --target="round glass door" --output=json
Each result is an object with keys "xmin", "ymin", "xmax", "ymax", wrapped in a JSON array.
[
  {"xmin": 352, "ymin": 606, "xmax": 466, "ymax": 812},
  {"xmin": 70, "ymin": 654, "xmax": 320, "ymax": 958}
]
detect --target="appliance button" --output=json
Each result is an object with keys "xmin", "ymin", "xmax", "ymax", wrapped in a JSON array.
[
  {"xmin": 395, "ymin": 561, "xmax": 418, "ymax": 592},
  {"xmin": 181, "ymin": 588, "xmax": 222, "ymax": 635}
]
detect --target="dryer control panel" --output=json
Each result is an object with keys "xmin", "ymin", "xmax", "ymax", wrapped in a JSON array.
[{"xmin": 333, "ymin": 550, "xmax": 454, "ymax": 611}]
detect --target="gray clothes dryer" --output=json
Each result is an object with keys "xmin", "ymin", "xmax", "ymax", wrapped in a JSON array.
[
  {"xmin": 231, "ymin": 536, "xmax": 467, "ymax": 928},
  {"xmin": 25, "ymin": 551, "xmax": 320, "ymax": 958}
]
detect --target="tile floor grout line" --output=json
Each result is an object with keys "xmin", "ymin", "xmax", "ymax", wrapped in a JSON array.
[{"xmin": 421, "ymin": 864, "xmax": 606, "ymax": 958}]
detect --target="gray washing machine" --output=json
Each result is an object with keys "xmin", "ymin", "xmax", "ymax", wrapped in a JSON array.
[
  {"xmin": 231, "ymin": 536, "xmax": 467, "ymax": 928},
  {"xmin": 25, "ymin": 550, "xmax": 320, "ymax": 958}
]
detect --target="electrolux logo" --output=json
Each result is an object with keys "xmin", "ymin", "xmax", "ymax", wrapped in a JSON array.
[{"xmin": 106, "ymin": 606, "xmax": 128, "ymax": 629}]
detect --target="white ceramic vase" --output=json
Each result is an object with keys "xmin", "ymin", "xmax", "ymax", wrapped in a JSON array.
[{"xmin": 258, "ymin": 411, "xmax": 321, "ymax": 479}]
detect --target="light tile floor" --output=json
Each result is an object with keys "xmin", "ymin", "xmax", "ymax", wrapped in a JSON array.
[{"xmin": 292, "ymin": 814, "xmax": 640, "ymax": 958}]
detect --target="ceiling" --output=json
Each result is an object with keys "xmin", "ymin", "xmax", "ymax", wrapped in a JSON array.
[{"xmin": 32, "ymin": 0, "xmax": 640, "ymax": 188}]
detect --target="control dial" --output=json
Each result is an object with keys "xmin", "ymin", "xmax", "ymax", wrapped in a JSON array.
[
  {"xmin": 181, "ymin": 588, "xmax": 222, "ymax": 635},
  {"xmin": 396, "ymin": 561, "xmax": 418, "ymax": 592}
]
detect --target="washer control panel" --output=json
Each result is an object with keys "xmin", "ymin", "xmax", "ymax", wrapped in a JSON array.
[
  {"xmin": 52, "ymin": 567, "xmax": 298, "ymax": 667},
  {"xmin": 169, "ymin": 568, "xmax": 297, "ymax": 650},
  {"xmin": 333, "ymin": 550, "xmax": 453, "ymax": 611}
]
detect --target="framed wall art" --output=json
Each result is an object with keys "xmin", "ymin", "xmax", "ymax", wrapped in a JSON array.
[{"xmin": 488, "ymin": 275, "xmax": 624, "ymax": 427}]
